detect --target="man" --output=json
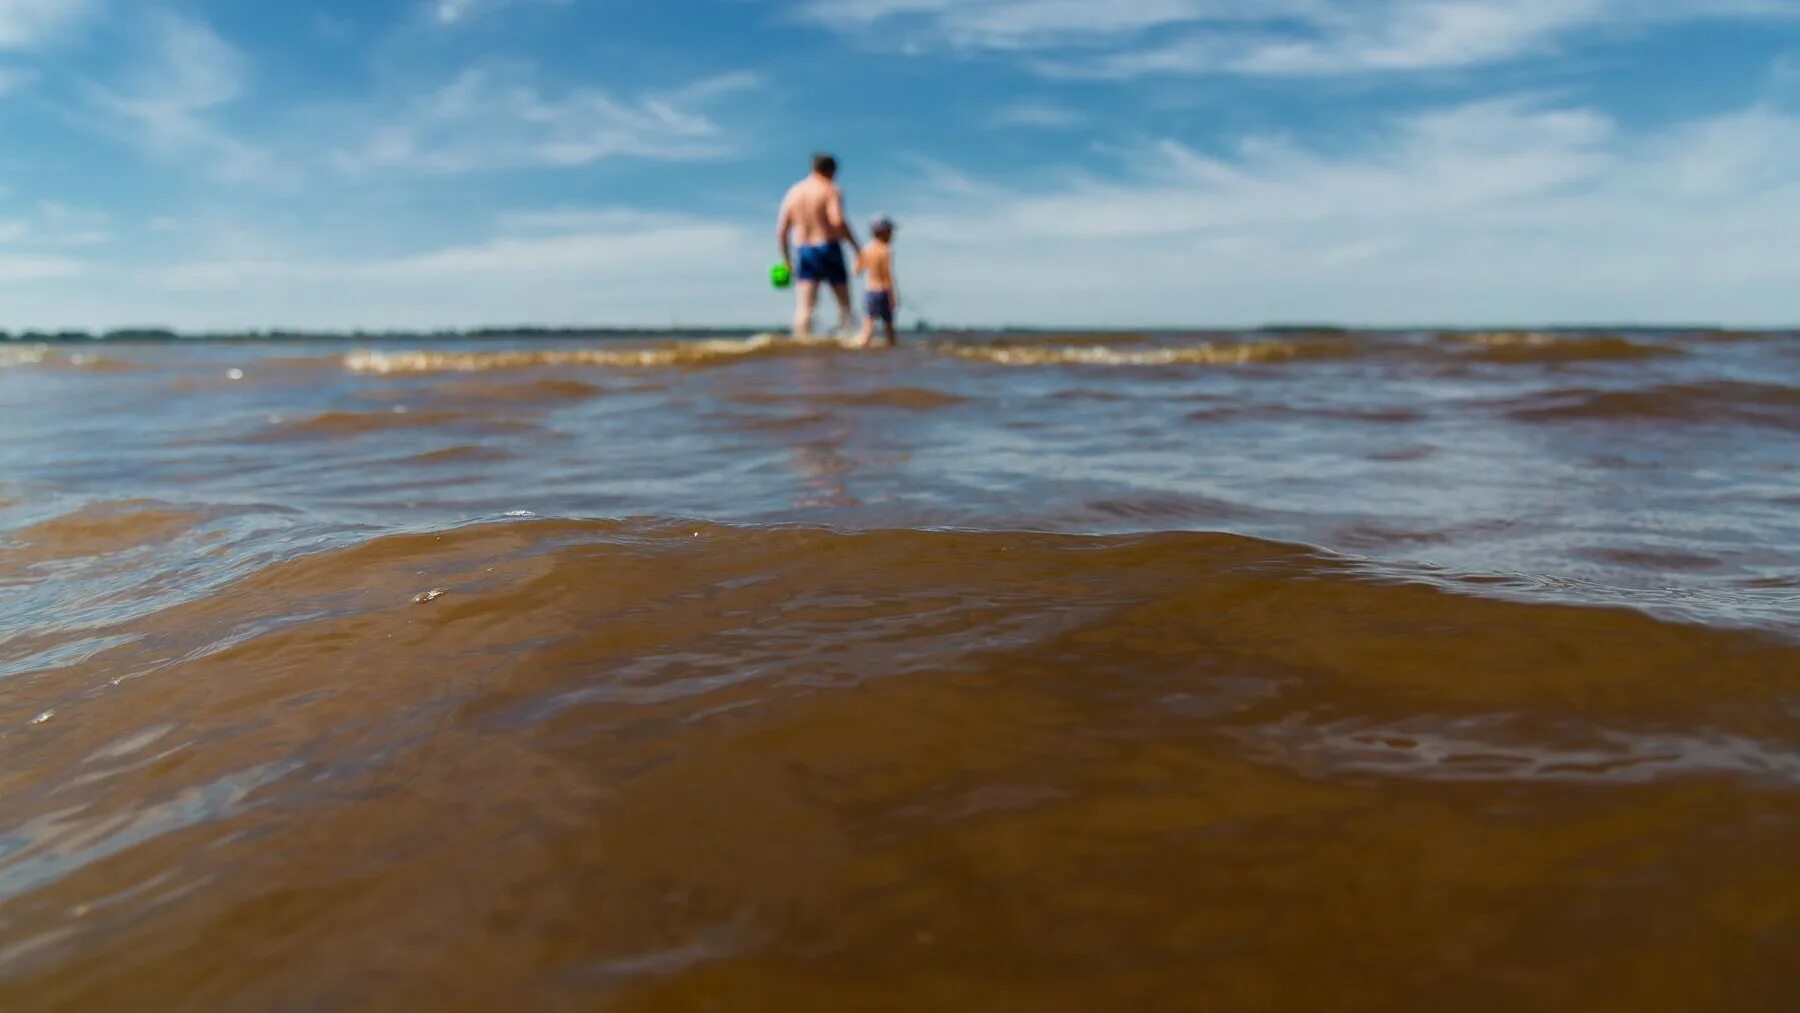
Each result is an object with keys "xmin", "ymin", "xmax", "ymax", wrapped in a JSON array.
[{"xmin": 778, "ymin": 153, "xmax": 861, "ymax": 340}]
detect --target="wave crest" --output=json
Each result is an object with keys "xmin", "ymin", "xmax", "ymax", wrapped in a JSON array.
[
  {"xmin": 344, "ymin": 333, "xmax": 843, "ymax": 374},
  {"xmin": 935, "ymin": 338, "xmax": 1348, "ymax": 367},
  {"xmin": 1452, "ymin": 331, "xmax": 1682, "ymax": 362}
]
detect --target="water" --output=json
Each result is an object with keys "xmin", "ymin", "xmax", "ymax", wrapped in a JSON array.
[{"xmin": 1, "ymin": 329, "xmax": 1797, "ymax": 1010}]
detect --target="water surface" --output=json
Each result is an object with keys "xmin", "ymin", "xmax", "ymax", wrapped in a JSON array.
[{"xmin": 1, "ymin": 329, "xmax": 1796, "ymax": 1010}]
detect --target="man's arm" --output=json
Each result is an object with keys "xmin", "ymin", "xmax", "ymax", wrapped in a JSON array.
[
  {"xmin": 776, "ymin": 199, "xmax": 793, "ymax": 269},
  {"xmin": 830, "ymin": 188, "xmax": 861, "ymax": 255}
]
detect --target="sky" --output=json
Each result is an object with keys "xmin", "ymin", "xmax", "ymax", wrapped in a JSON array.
[{"xmin": 0, "ymin": 0, "xmax": 1797, "ymax": 330}]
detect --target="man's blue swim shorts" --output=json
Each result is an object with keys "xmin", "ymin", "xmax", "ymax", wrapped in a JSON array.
[{"xmin": 795, "ymin": 242, "xmax": 848, "ymax": 286}]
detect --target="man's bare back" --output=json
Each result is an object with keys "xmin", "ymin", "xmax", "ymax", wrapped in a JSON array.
[{"xmin": 779, "ymin": 176, "xmax": 848, "ymax": 248}]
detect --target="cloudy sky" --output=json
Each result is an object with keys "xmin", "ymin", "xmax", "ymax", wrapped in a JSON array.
[{"xmin": 0, "ymin": 0, "xmax": 1797, "ymax": 330}]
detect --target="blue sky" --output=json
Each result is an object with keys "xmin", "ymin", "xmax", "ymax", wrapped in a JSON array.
[{"xmin": 0, "ymin": 0, "xmax": 1797, "ymax": 329}]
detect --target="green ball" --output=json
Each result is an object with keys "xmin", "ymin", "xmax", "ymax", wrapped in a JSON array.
[{"xmin": 770, "ymin": 263, "xmax": 792, "ymax": 289}]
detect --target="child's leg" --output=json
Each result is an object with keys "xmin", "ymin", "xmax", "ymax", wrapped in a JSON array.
[
  {"xmin": 883, "ymin": 317, "xmax": 898, "ymax": 347},
  {"xmin": 857, "ymin": 314, "xmax": 875, "ymax": 348}
]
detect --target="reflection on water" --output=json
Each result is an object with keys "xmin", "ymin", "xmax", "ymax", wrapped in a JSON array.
[{"xmin": 0, "ymin": 329, "xmax": 1797, "ymax": 1010}]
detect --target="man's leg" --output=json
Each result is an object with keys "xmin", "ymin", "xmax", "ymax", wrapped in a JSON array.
[
  {"xmin": 793, "ymin": 280, "xmax": 819, "ymax": 340},
  {"xmin": 829, "ymin": 282, "xmax": 854, "ymax": 337}
]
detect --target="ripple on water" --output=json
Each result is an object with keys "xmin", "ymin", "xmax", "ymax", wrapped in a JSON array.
[
  {"xmin": 0, "ymin": 327, "xmax": 1796, "ymax": 1009},
  {"xmin": 253, "ymin": 408, "xmax": 545, "ymax": 441},
  {"xmin": 1499, "ymin": 380, "xmax": 1800, "ymax": 429}
]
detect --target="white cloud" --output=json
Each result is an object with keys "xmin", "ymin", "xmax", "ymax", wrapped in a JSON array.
[
  {"xmin": 18, "ymin": 95, "xmax": 1798, "ymax": 328},
  {"xmin": 1651, "ymin": 106, "xmax": 1800, "ymax": 197},
  {"xmin": 873, "ymin": 97, "xmax": 1800, "ymax": 325},
  {"xmin": 0, "ymin": 64, "xmax": 37, "ymax": 95},
  {"xmin": 0, "ymin": 0, "xmax": 91, "ymax": 51},
  {"xmin": 333, "ymin": 66, "xmax": 759, "ymax": 175},
  {"xmin": 42, "ymin": 96, "xmax": 1792, "ymax": 329},
  {"xmin": 0, "ymin": 251, "xmax": 82, "ymax": 282},
  {"xmin": 432, "ymin": 0, "xmax": 572, "ymax": 26},
  {"xmin": 434, "ymin": 0, "xmax": 482, "ymax": 22},
  {"xmin": 87, "ymin": 12, "xmax": 282, "ymax": 184},
  {"xmin": 804, "ymin": 0, "xmax": 1800, "ymax": 76},
  {"xmin": 990, "ymin": 100, "xmax": 1085, "ymax": 128},
  {"xmin": 34, "ymin": 200, "xmax": 110, "ymax": 245},
  {"xmin": 0, "ymin": 201, "xmax": 111, "ymax": 247},
  {"xmin": 1070, "ymin": 0, "xmax": 1612, "ymax": 77},
  {"xmin": 801, "ymin": 0, "xmax": 1232, "ymax": 45},
  {"xmin": 120, "ymin": 209, "xmax": 761, "ymax": 329},
  {"xmin": 374, "ymin": 219, "xmax": 742, "ymax": 281},
  {"xmin": 494, "ymin": 207, "xmax": 703, "ymax": 233},
  {"xmin": 897, "ymin": 98, "xmax": 1613, "ymax": 242}
]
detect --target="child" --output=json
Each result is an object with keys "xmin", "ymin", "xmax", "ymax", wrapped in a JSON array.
[{"xmin": 855, "ymin": 216, "xmax": 899, "ymax": 348}]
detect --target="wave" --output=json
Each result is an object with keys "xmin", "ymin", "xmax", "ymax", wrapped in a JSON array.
[
  {"xmin": 1188, "ymin": 402, "xmax": 1425, "ymax": 423},
  {"xmin": 0, "ymin": 331, "xmax": 1768, "ymax": 378},
  {"xmin": 3, "ymin": 513, "xmax": 1795, "ymax": 1006},
  {"xmin": 343, "ymin": 334, "xmax": 1355, "ymax": 374},
  {"xmin": 251, "ymin": 408, "xmax": 546, "ymax": 441},
  {"xmin": 0, "ymin": 345, "xmax": 140, "ymax": 372},
  {"xmin": 435, "ymin": 378, "xmax": 608, "ymax": 402},
  {"xmin": 0, "ymin": 500, "xmax": 306, "ymax": 679},
  {"xmin": 812, "ymin": 387, "xmax": 970, "ymax": 410},
  {"xmin": 1014, "ymin": 492, "xmax": 1269, "ymax": 527},
  {"xmin": 1249, "ymin": 716, "xmax": 1800, "ymax": 785},
  {"xmin": 397, "ymin": 444, "xmax": 517, "ymax": 466},
  {"xmin": 343, "ymin": 333, "xmax": 842, "ymax": 374},
  {"xmin": 1450, "ymin": 331, "xmax": 1684, "ymax": 363},
  {"xmin": 340, "ymin": 333, "xmax": 1337, "ymax": 375},
  {"xmin": 329, "ymin": 330, "xmax": 1756, "ymax": 375},
  {"xmin": 1, "ymin": 499, "xmax": 209, "ymax": 566},
  {"xmin": 1501, "ymin": 380, "xmax": 1800, "ymax": 428},
  {"xmin": 934, "ymin": 338, "xmax": 1352, "ymax": 367},
  {"xmin": 13, "ymin": 515, "xmax": 1793, "ymax": 726}
]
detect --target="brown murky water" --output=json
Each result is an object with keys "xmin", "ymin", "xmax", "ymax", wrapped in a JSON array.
[{"xmin": 2, "ymin": 330, "xmax": 1797, "ymax": 1010}]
